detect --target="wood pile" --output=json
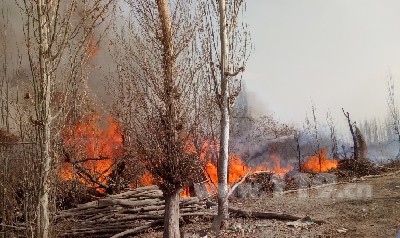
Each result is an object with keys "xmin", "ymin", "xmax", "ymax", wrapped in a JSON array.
[
  {"xmin": 55, "ymin": 182, "xmax": 327, "ymax": 237},
  {"xmin": 55, "ymin": 185, "xmax": 209, "ymax": 238}
]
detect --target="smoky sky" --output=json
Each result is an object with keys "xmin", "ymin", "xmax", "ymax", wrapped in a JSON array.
[
  {"xmin": 244, "ymin": 0, "xmax": 400, "ymax": 131},
  {"xmin": 3, "ymin": 0, "xmax": 400, "ymax": 135}
]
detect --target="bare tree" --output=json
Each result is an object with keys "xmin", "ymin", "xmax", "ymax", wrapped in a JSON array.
[
  {"xmin": 201, "ymin": 0, "xmax": 251, "ymax": 230},
  {"xmin": 109, "ymin": 1, "xmax": 208, "ymax": 237},
  {"xmin": 342, "ymin": 108, "xmax": 363, "ymax": 160},
  {"xmin": 19, "ymin": 1, "xmax": 115, "ymax": 237}
]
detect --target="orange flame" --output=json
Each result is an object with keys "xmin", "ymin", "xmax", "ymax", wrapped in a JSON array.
[
  {"xmin": 202, "ymin": 155, "xmax": 248, "ymax": 186},
  {"xmin": 60, "ymin": 113, "xmax": 122, "ymax": 191},
  {"xmin": 180, "ymin": 187, "xmax": 191, "ymax": 197},
  {"xmin": 60, "ymin": 119, "xmax": 297, "ymax": 197},
  {"xmin": 200, "ymin": 142, "xmax": 293, "ymax": 195},
  {"xmin": 302, "ymin": 149, "xmax": 338, "ymax": 173},
  {"xmin": 252, "ymin": 155, "xmax": 293, "ymax": 174},
  {"xmin": 137, "ymin": 170, "xmax": 154, "ymax": 187}
]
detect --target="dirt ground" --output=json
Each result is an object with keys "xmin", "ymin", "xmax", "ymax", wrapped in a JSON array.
[{"xmin": 139, "ymin": 170, "xmax": 400, "ymax": 238}]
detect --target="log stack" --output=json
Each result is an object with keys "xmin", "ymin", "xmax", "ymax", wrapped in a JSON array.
[{"xmin": 55, "ymin": 185, "xmax": 209, "ymax": 238}]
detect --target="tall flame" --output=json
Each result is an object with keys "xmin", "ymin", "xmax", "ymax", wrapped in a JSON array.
[
  {"xmin": 60, "ymin": 113, "xmax": 122, "ymax": 190},
  {"xmin": 137, "ymin": 170, "xmax": 154, "ymax": 187}
]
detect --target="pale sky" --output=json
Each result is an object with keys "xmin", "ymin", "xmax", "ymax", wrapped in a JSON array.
[{"xmin": 245, "ymin": 0, "xmax": 400, "ymax": 129}]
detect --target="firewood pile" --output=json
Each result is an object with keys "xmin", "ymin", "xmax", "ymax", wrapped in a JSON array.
[{"xmin": 55, "ymin": 185, "xmax": 209, "ymax": 238}]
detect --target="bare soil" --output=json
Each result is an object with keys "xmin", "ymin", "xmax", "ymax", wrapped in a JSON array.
[{"xmin": 139, "ymin": 170, "xmax": 400, "ymax": 238}]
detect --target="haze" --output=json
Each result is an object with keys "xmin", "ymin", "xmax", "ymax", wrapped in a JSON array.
[{"xmin": 245, "ymin": 0, "xmax": 400, "ymax": 130}]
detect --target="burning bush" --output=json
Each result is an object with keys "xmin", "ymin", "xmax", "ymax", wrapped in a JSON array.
[
  {"xmin": 302, "ymin": 149, "xmax": 338, "ymax": 173},
  {"xmin": 59, "ymin": 113, "xmax": 149, "ymax": 195}
]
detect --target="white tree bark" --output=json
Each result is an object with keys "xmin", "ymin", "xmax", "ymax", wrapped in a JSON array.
[
  {"xmin": 216, "ymin": 0, "xmax": 230, "ymax": 229},
  {"xmin": 36, "ymin": 1, "xmax": 52, "ymax": 237}
]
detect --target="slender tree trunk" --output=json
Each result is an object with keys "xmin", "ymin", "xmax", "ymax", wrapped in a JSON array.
[
  {"xmin": 163, "ymin": 189, "xmax": 180, "ymax": 238},
  {"xmin": 216, "ymin": 0, "xmax": 230, "ymax": 230},
  {"xmin": 156, "ymin": 1, "xmax": 180, "ymax": 237},
  {"xmin": 156, "ymin": 0, "xmax": 175, "ymax": 130},
  {"xmin": 343, "ymin": 109, "xmax": 359, "ymax": 160},
  {"xmin": 36, "ymin": 1, "xmax": 52, "ymax": 237}
]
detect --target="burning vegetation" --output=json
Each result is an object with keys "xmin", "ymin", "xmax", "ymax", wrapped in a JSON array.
[
  {"xmin": 60, "ymin": 113, "xmax": 122, "ymax": 192},
  {"xmin": 302, "ymin": 149, "xmax": 339, "ymax": 173},
  {"xmin": 1, "ymin": 1, "xmax": 398, "ymax": 237},
  {"xmin": 57, "ymin": 114, "xmax": 341, "ymax": 199}
]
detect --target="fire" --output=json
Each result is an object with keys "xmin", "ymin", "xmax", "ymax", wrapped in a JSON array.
[
  {"xmin": 137, "ymin": 170, "xmax": 154, "ymax": 186},
  {"xmin": 60, "ymin": 121, "xmax": 296, "ymax": 197},
  {"xmin": 252, "ymin": 155, "xmax": 293, "ymax": 174},
  {"xmin": 199, "ymin": 141, "xmax": 249, "ymax": 186},
  {"xmin": 132, "ymin": 171, "xmax": 191, "ymax": 197},
  {"xmin": 302, "ymin": 149, "xmax": 338, "ymax": 172},
  {"xmin": 61, "ymin": 113, "xmax": 122, "ymax": 190},
  {"xmin": 130, "ymin": 141, "xmax": 251, "ymax": 197},
  {"xmin": 200, "ymin": 142, "xmax": 293, "ymax": 195},
  {"xmin": 180, "ymin": 188, "xmax": 190, "ymax": 197},
  {"xmin": 202, "ymin": 155, "xmax": 248, "ymax": 187}
]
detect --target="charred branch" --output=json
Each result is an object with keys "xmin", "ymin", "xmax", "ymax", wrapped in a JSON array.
[
  {"xmin": 342, "ymin": 108, "xmax": 360, "ymax": 160},
  {"xmin": 62, "ymin": 149, "xmax": 110, "ymax": 192}
]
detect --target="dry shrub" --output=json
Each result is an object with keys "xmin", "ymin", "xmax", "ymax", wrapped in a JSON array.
[
  {"xmin": 285, "ymin": 172, "xmax": 313, "ymax": 190},
  {"xmin": 334, "ymin": 159, "xmax": 385, "ymax": 179},
  {"xmin": 55, "ymin": 180, "xmax": 96, "ymax": 210},
  {"xmin": 385, "ymin": 159, "xmax": 400, "ymax": 170}
]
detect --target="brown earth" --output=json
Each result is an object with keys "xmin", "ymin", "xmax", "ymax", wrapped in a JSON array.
[{"xmin": 139, "ymin": 170, "xmax": 400, "ymax": 238}]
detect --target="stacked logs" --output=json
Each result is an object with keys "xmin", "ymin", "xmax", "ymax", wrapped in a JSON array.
[{"xmin": 55, "ymin": 185, "xmax": 209, "ymax": 238}]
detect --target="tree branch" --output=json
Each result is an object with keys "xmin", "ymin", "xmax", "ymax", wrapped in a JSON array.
[
  {"xmin": 224, "ymin": 66, "xmax": 244, "ymax": 77},
  {"xmin": 228, "ymin": 171, "xmax": 251, "ymax": 197}
]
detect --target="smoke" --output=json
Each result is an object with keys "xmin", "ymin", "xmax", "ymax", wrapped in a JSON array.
[
  {"xmin": 231, "ymin": 83, "xmax": 297, "ymax": 167},
  {"xmin": 0, "ymin": 1, "xmax": 29, "ymax": 83}
]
